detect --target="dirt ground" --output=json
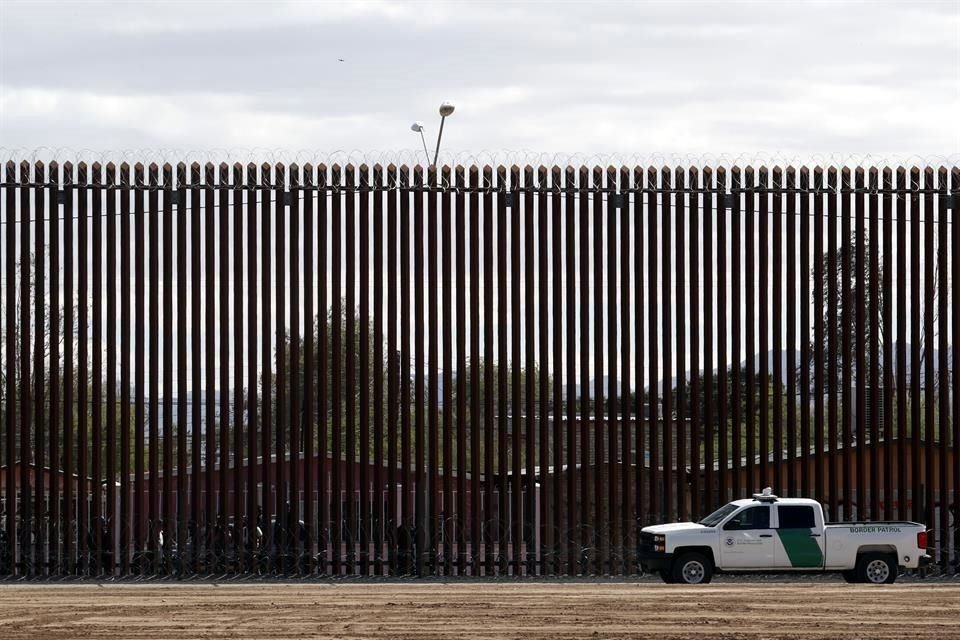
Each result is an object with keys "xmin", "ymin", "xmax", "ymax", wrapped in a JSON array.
[{"xmin": 1, "ymin": 581, "xmax": 959, "ymax": 639}]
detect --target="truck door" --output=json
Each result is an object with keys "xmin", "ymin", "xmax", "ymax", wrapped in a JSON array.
[
  {"xmin": 720, "ymin": 505, "xmax": 775, "ymax": 569},
  {"xmin": 774, "ymin": 504, "xmax": 824, "ymax": 569}
]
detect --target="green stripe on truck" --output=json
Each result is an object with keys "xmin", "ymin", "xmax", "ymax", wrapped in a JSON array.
[{"xmin": 776, "ymin": 529, "xmax": 824, "ymax": 568}]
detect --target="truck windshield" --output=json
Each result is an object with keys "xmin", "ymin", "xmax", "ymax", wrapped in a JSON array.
[{"xmin": 698, "ymin": 503, "xmax": 738, "ymax": 527}]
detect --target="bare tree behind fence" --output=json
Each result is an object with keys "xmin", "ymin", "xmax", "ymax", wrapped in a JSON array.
[{"xmin": 0, "ymin": 159, "xmax": 956, "ymax": 578}]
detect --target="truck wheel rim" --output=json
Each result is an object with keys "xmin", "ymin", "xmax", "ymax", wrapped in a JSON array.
[
  {"xmin": 682, "ymin": 561, "xmax": 704, "ymax": 583},
  {"xmin": 866, "ymin": 559, "xmax": 889, "ymax": 583}
]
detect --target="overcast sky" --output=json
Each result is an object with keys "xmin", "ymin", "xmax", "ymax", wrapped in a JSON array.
[{"xmin": 2, "ymin": 0, "xmax": 958, "ymax": 160}]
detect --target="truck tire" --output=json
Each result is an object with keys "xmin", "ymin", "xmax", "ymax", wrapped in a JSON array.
[
  {"xmin": 659, "ymin": 570, "xmax": 675, "ymax": 584},
  {"xmin": 856, "ymin": 552, "xmax": 897, "ymax": 585},
  {"xmin": 671, "ymin": 552, "xmax": 712, "ymax": 585}
]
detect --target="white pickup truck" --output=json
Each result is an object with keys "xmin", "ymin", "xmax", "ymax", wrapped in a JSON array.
[{"xmin": 639, "ymin": 489, "xmax": 931, "ymax": 584}]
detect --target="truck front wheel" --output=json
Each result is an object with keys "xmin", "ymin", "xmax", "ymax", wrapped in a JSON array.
[
  {"xmin": 857, "ymin": 553, "xmax": 897, "ymax": 585},
  {"xmin": 671, "ymin": 552, "xmax": 713, "ymax": 585}
]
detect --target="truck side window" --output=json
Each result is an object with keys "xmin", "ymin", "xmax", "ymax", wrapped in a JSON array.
[
  {"xmin": 723, "ymin": 506, "xmax": 770, "ymax": 530},
  {"xmin": 778, "ymin": 505, "xmax": 816, "ymax": 529}
]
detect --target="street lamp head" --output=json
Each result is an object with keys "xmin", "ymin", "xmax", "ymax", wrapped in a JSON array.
[
  {"xmin": 438, "ymin": 101, "xmax": 455, "ymax": 117},
  {"xmin": 410, "ymin": 121, "xmax": 424, "ymax": 132}
]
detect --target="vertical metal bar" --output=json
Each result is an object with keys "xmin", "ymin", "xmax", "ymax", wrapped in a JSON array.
[
  {"xmin": 922, "ymin": 168, "xmax": 935, "ymax": 532},
  {"xmin": 457, "ymin": 165, "xmax": 469, "ymax": 575},
  {"xmin": 744, "ymin": 167, "xmax": 756, "ymax": 495},
  {"xmin": 189, "ymin": 162, "xmax": 202, "ymax": 574},
  {"xmin": 90, "ymin": 161, "xmax": 102, "ymax": 576},
  {"xmin": 330, "ymin": 164, "xmax": 342, "ymax": 575},
  {"xmin": 868, "ymin": 168, "xmax": 881, "ymax": 520},
  {"xmin": 46, "ymin": 161, "xmax": 62, "ymax": 575},
  {"xmin": 426, "ymin": 165, "xmax": 438, "ymax": 575},
  {"xmin": 511, "ymin": 165, "xmax": 522, "ymax": 575},
  {"xmin": 119, "ymin": 163, "xmax": 132, "ymax": 575},
  {"xmin": 786, "ymin": 167, "xmax": 797, "ymax": 497},
  {"xmin": 758, "ymin": 167, "xmax": 769, "ymax": 495},
  {"xmin": 359, "ymin": 165, "xmax": 370, "ymax": 575},
  {"xmin": 840, "ymin": 167, "xmax": 853, "ymax": 519},
  {"xmin": 605, "ymin": 166, "xmax": 618, "ymax": 572},
  {"xmin": 78, "ymin": 162, "xmax": 91, "ymax": 575},
  {"xmin": 441, "ymin": 165, "xmax": 453, "ymax": 576},
  {"xmin": 203, "ymin": 163, "xmax": 216, "ymax": 572},
  {"xmin": 952, "ymin": 167, "xmax": 960, "ymax": 548},
  {"xmin": 618, "ymin": 166, "xmax": 631, "ymax": 564},
  {"xmin": 564, "ymin": 166, "xmax": 577, "ymax": 574},
  {"xmin": 32, "ymin": 161, "xmax": 46, "ymax": 576},
  {"xmin": 259, "ymin": 161, "xmax": 273, "ymax": 568},
  {"xmin": 881, "ymin": 168, "xmax": 894, "ymax": 520},
  {"xmin": 896, "ymin": 167, "xmax": 908, "ymax": 521},
  {"xmin": 716, "ymin": 167, "xmax": 727, "ymax": 505},
  {"xmin": 162, "ymin": 163, "xmax": 175, "ymax": 575},
  {"xmin": 496, "ymin": 165, "xmax": 508, "ymax": 575},
  {"xmin": 399, "ymin": 165, "xmax": 411, "ymax": 574},
  {"xmin": 44, "ymin": 161, "xmax": 67, "ymax": 576},
  {"xmin": 245, "ymin": 162, "xmax": 259, "ymax": 574},
  {"xmin": 702, "ymin": 167, "xmax": 715, "ymax": 511},
  {"xmin": 289, "ymin": 164, "xmax": 301, "ymax": 573},
  {"xmin": 386, "ymin": 164, "xmax": 398, "ymax": 574},
  {"xmin": 302, "ymin": 163, "xmax": 314, "ymax": 572},
  {"xmin": 646, "ymin": 167, "xmax": 659, "ymax": 526},
  {"xmin": 147, "ymin": 163, "xmax": 159, "ymax": 573},
  {"xmin": 217, "ymin": 163, "xmax": 230, "ymax": 566},
  {"xmin": 471, "ymin": 166, "xmax": 482, "ymax": 575},
  {"xmin": 316, "ymin": 165, "xmax": 329, "ymax": 574},
  {"xmin": 62, "ymin": 162, "xmax": 74, "ymax": 573},
  {"xmin": 661, "ymin": 167, "xmax": 675, "ymax": 518},
  {"xmin": 371, "ymin": 164, "xmax": 383, "ymax": 575},
  {"xmin": 536, "ymin": 166, "xmax": 553, "ymax": 575},
  {"xmin": 3, "ymin": 160, "xmax": 16, "ymax": 574},
  {"xmin": 412, "ymin": 165, "xmax": 424, "ymax": 576},
  {"xmin": 799, "ymin": 168, "xmax": 811, "ymax": 499},
  {"xmin": 577, "ymin": 165, "xmax": 590, "ymax": 566},
  {"xmin": 936, "ymin": 166, "xmax": 949, "ymax": 566},
  {"xmin": 592, "ymin": 166, "xmax": 605, "ymax": 573},
  {"xmin": 230, "ymin": 163, "xmax": 243, "ymax": 570},
  {"xmin": 730, "ymin": 167, "xmax": 742, "ymax": 499},
  {"xmin": 275, "ymin": 163, "xmax": 288, "ymax": 575},
  {"xmin": 772, "ymin": 167, "xmax": 783, "ymax": 494},
  {"xmin": 673, "ymin": 167, "xmax": 687, "ymax": 518},
  {"xmin": 104, "ymin": 162, "xmax": 116, "ymax": 577},
  {"xmin": 134, "ymin": 163, "xmax": 146, "ymax": 572},
  {"xmin": 553, "ymin": 166, "xmax": 566, "ymax": 575},
  {"xmin": 855, "ymin": 168, "xmax": 867, "ymax": 517},
  {"xmin": 813, "ymin": 168, "xmax": 825, "ymax": 505},
  {"xmin": 687, "ymin": 167, "xmax": 700, "ymax": 519},
  {"xmin": 827, "ymin": 167, "xmax": 839, "ymax": 517},
  {"xmin": 344, "ymin": 164, "xmax": 355, "ymax": 574},
  {"xmin": 483, "ymin": 166, "xmax": 495, "ymax": 575},
  {"xmin": 909, "ymin": 167, "xmax": 921, "ymax": 524}
]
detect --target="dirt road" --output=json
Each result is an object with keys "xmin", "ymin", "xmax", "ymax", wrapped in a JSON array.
[{"xmin": 1, "ymin": 582, "xmax": 958, "ymax": 639}]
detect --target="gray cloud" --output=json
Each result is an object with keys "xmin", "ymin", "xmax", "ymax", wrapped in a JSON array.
[{"xmin": 1, "ymin": 0, "xmax": 958, "ymax": 158}]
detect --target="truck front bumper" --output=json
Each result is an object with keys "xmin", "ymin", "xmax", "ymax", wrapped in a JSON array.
[{"xmin": 638, "ymin": 550, "xmax": 674, "ymax": 573}]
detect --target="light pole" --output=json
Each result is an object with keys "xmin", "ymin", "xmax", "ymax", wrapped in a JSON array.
[{"xmin": 410, "ymin": 101, "xmax": 456, "ymax": 167}]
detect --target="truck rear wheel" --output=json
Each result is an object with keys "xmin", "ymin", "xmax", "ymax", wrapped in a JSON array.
[
  {"xmin": 857, "ymin": 552, "xmax": 897, "ymax": 585},
  {"xmin": 671, "ymin": 552, "xmax": 712, "ymax": 585}
]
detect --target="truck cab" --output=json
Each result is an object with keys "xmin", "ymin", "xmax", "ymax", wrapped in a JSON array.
[{"xmin": 639, "ymin": 489, "xmax": 931, "ymax": 585}]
